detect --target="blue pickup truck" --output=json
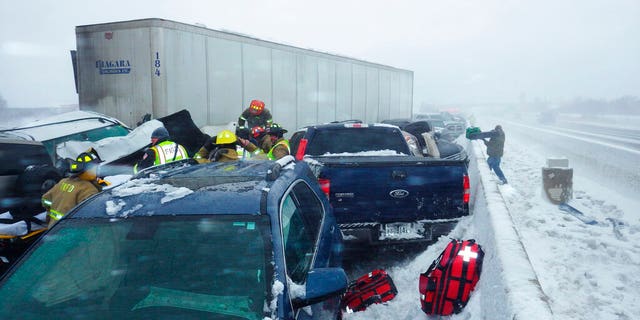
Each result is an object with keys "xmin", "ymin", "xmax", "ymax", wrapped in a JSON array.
[
  {"xmin": 290, "ymin": 122, "xmax": 470, "ymax": 246},
  {"xmin": 0, "ymin": 157, "xmax": 347, "ymax": 320}
]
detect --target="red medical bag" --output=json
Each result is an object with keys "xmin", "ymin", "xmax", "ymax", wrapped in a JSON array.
[
  {"xmin": 341, "ymin": 269, "xmax": 398, "ymax": 313},
  {"xmin": 419, "ymin": 239, "xmax": 484, "ymax": 315}
]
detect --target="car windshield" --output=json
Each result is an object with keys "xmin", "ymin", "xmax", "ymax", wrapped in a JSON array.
[{"xmin": 0, "ymin": 215, "xmax": 272, "ymax": 320}]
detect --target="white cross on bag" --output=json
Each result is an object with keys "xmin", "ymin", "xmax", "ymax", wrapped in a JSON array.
[{"xmin": 458, "ymin": 246, "xmax": 478, "ymax": 262}]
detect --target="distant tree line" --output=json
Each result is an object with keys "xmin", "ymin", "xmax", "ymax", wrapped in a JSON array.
[
  {"xmin": 0, "ymin": 92, "xmax": 7, "ymax": 109},
  {"xmin": 557, "ymin": 96, "xmax": 640, "ymax": 115}
]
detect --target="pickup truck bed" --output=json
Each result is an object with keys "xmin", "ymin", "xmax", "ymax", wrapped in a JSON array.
[{"xmin": 291, "ymin": 122, "xmax": 470, "ymax": 245}]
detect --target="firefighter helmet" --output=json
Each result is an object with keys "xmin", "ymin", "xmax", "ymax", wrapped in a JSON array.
[
  {"xmin": 216, "ymin": 130, "xmax": 237, "ymax": 145},
  {"xmin": 249, "ymin": 99, "xmax": 265, "ymax": 115},
  {"xmin": 70, "ymin": 151, "xmax": 102, "ymax": 174},
  {"xmin": 267, "ymin": 123, "xmax": 287, "ymax": 136},
  {"xmin": 251, "ymin": 126, "xmax": 266, "ymax": 138}
]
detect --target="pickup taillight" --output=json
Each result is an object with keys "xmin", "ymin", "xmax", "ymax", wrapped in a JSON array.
[
  {"xmin": 463, "ymin": 174, "xmax": 470, "ymax": 203},
  {"xmin": 295, "ymin": 138, "xmax": 308, "ymax": 160},
  {"xmin": 318, "ymin": 178, "xmax": 330, "ymax": 199}
]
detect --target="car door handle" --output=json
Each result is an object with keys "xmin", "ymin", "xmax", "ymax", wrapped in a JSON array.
[{"xmin": 392, "ymin": 170, "xmax": 407, "ymax": 180}]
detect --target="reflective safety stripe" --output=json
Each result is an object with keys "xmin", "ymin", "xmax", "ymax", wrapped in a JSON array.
[
  {"xmin": 267, "ymin": 140, "xmax": 290, "ymax": 160},
  {"xmin": 237, "ymin": 145, "xmax": 265, "ymax": 159},
  {"xmin": 42, "ymin": 199, "xmax": 52, "ymax": 207},
  {"xmin": 152, "ymin": 146, "xmax": 163, "ymax": 165},
  {"xmin": 48, "ymin": 209, "xmax": 64, "ymax": 221},
  {"xmin": 152, "ymin": 141, "xmax": 189, "ymax": 165},
  {"xmin": 236, "ymin": 146, "xmax": 245, "ymax": 159}
]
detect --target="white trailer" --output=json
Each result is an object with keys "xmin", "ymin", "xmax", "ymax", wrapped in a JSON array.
[{"xmin": 75, "ymin": 18, "xmax": 414, "ymax": 132}]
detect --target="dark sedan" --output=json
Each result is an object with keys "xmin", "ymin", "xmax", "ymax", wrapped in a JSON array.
[{"xmin": 0, "ymin": 156, "xmax": 347, "ymax": 319}]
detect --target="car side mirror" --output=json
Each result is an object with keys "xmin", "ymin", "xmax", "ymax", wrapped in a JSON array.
[{"xmin": 292, "ymin": 268, "xmax": 348, "ymax": 308}]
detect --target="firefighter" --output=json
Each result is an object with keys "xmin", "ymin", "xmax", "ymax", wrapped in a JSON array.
[
  {"xmin": 243, "ymin": 123, "xmax": 290, "ymax": 160},
  {"xmin": 194, "ymin": 130, "xmax": 260, "ymax": 163},
  {"xmin": 264, "ymin": 123, "xmax": 290, "ymax": 160},
  {"xmin": 42, "ymin": 151, "xmax": 106, "ymax": 227},
  {"xmin": 134, "ymin": 127, "xmax": 189, "ymax": 173},
  {"xmin": 237, "ymin": 99, "xmax": 273, "ymax": 132}
]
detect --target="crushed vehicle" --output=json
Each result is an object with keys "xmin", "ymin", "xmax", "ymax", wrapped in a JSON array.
[
  {"xmin": 290, "ymin": 122, "xmax": 470, "ymax": 246},
  {"xmin": 63, "ymin": 110, "xmax": 209, "ymax": 176},
  {"xmin": 23, "ymin": 109, "xmax": 210, "ymax": 176},
  {"xmin": 4, "ymin": 110, "xmax": 132, "ymax": 163},
  {"xmin": 0, "ymin": 156, "xmax": 347, "ymax": 320},
  {"xmin": 381, "ymin": 119, "xmax": 467, "ymax": 160}
]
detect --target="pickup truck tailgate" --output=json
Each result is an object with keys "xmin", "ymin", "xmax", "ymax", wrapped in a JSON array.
[{"xmin": 315, "ymin": 156, "xmax": 468, "ymax": 224}]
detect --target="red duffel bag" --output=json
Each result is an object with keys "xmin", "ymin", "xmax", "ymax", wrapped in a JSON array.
[
  {"xmin": 341, "ymin": 269, "xmax": 398, "ymax": 313},
  {"xmin": 419, "ymin": 239, "xmax": 484, "ymax": 315}
]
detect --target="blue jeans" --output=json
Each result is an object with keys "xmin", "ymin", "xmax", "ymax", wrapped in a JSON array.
[{"xmin": 487, "ymin": 156, "xmax": 507, "ymax": 182}]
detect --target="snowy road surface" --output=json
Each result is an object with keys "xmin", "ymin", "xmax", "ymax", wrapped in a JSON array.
[
  {"xmin": 2, "ymin": 114, "xmax": 639, "ymax": 319},
  {"xmin": 343, "ymin": 115, "xmax": 640, "ymax": 320}
]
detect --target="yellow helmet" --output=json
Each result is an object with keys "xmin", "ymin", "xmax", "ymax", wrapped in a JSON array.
[{"xmin": 216, "ymin": 130, "xmax": 237, "ymax": 144}]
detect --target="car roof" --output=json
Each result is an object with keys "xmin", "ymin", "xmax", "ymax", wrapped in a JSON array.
[
  {"xmin": 5, "ymin": 111, "xmax": 129, "ymax": 142},
  {"xmin": 70, "ymin": 160, "xmax": 285, "ymax": 219},
  {"xmin": 0, "ymin": 132, "xmax": 42, "ymax": 145}
]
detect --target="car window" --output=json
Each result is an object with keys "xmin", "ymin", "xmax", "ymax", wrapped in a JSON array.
[
  {"xmin": 281, "ymin": 181, "xmax": 324, "ymax": 284},
  {"xmin": 306, "ymin": 127, "xmax": 409, "ymax": 155},
  {"xmin": 0, "ymin": 215, "xmax": 272, "ymax": 319},
  {"xmin": 1, "ymin": 142, "xmax": 51, "ymax": 174}
]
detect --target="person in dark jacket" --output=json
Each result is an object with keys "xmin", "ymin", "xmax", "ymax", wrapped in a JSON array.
[
  {"xmin": 237, "ymin": 99, "xmax": 273, "ymax": 131},
  {"xmin": 134, "ymin": 127, "xmax": 189, "ymax": 173},
  {"xmin": 483, "ymin": 125, "xmax": 507, "ymax": 184}
]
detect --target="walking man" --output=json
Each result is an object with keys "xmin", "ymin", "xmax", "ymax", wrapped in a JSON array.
[{"xmin": 484, "ymin": 125, "xmax": 508, "ymax": 184}]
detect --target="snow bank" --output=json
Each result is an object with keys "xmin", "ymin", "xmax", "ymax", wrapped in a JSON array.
[{"xmin": 467, "ymin": 139, "xmax": 553, "ymax": 320}]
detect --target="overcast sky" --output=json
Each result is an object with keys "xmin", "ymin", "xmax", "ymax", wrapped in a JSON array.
[{"xmin": 0, "ymin": 0, "xmax": 638, "ymax": 108}]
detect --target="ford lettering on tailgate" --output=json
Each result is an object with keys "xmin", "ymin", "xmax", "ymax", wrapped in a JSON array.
[{"xmin": 389, "ymin": 189, "xmax": 409, "ymax": 198}]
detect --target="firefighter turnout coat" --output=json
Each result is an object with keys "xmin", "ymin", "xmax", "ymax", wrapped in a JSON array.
[{"xmin": 42, "ymin": 177, "xmax": 101, "ymax": 227}]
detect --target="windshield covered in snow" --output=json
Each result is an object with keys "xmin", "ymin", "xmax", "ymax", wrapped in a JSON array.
[{"xmin": 0, "ymin": 215, "xmax": 272, "ymax": 319}]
